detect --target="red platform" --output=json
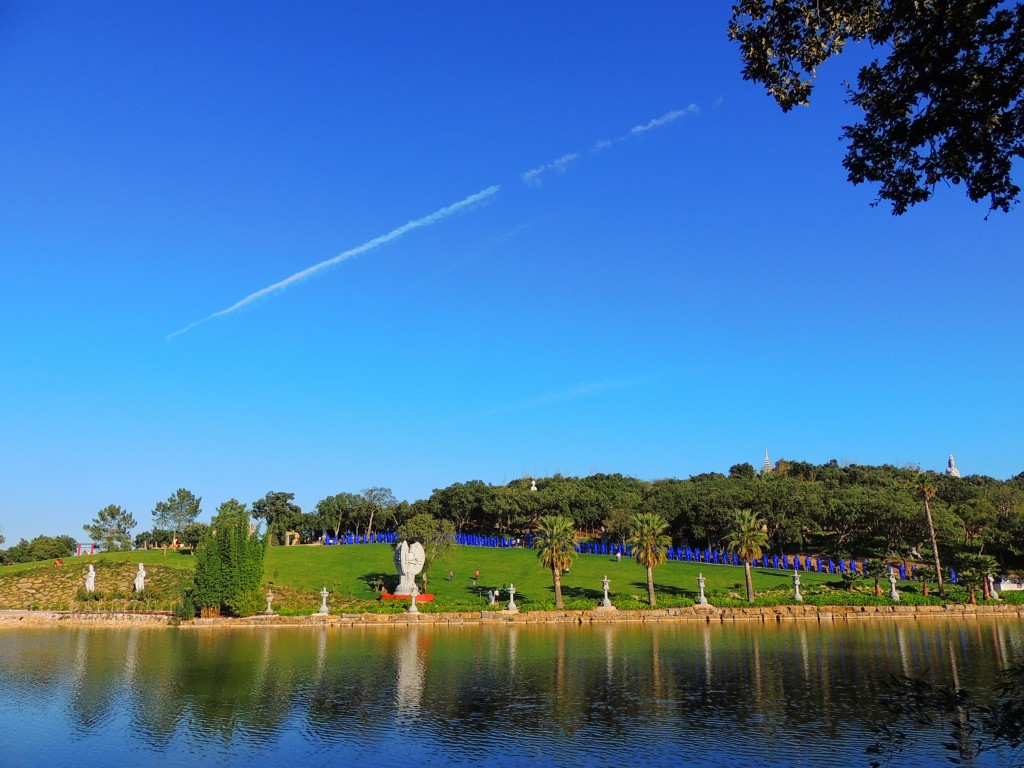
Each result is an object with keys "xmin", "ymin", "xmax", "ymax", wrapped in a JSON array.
[{"xmin": 380, "ymin": 592, "xmax": 434, "ymax": 602}]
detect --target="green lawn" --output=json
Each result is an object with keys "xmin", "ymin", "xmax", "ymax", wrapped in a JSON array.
[
  {"xmin": 2, "ymin": 543, "xmax": 923, "ymax": 613},
  {"xmin": 262, "ymin": 543, "xmax": 839, "ymax": 607}
]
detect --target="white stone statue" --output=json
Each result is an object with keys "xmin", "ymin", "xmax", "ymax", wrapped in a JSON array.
[
  {"xmin": 264, "ymin": 587, "xmax": 275, "ymax": 615},
  {"xmin": 393, "ymin": 540, "xmax": 426, "ymax": 596},
  {"xmin": 507, "ymin": 583, "xmax": 517, "ymax": 611},
  {"xmin": 133, "ymin": 563, "xmax": 146, "ymax": 592},
  {"xmin": 988, "ymin": 573, "xmax": 1001, "ymax": 600},
  {"xmin": 84, "ymin": 564, "xmax": 96, "ymax": 593},
  {"xmin": 888, "ymin": 567, "xmax": 900, "ymax": 602},
  {"xmin": 946, "ymin": 454, "xmax": 961, "ymax": 478},
  {"xmin": 697, "ymin": 572, "xmax": 708, "ymax": 606},
  {"xmin": 601, "ymin": 575, "xmax": 612, "ymax": 608},
  {"xmin": 792, "ymin": 570, "xmax": 802, "ymax": 602}
]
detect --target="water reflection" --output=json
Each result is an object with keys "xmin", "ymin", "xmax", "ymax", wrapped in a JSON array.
[{"xmin": 0, "ymin": 618, "xmax": 1021, "ymax": 768}]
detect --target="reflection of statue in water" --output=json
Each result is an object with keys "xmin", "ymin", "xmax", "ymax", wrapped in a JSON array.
[
  {"xmin": 133, "ymin": 563, "xmax": 146, "ymax": 592},
  {"xmin": 393, "ymin": 541, "xmax": 426, "ymax": 596},
  {"xmin": 84, "ymin": 564, "xmax": 96, "ymax": 593}
]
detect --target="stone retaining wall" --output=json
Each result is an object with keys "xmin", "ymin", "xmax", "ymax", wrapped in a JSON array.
[
  {"xmin": 0, "ymin": 610, "xmax": 173, "ymax": 627},
  {"xmin": 5, "ymin": 603, "xmax": 1019, "ymax": 629}
]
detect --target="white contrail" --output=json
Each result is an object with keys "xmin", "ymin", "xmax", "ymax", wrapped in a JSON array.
[
  {"xmin": 168, "ymin": 185, "xmax": 500, "ymax": 339},
  {"xmin": 448, "ymin": 376, "xmax": 649, "ymax": 423},
  {"xmin": 169, "ymin": 106, "xmax": 699, "ymax": 338},
  {"xmin": 630, "ymin": 105, "xmax": 699, "ymax": 135},
  {"xmin": 521, "ymin": 153, "xmax": 580, "ymax": 187}
]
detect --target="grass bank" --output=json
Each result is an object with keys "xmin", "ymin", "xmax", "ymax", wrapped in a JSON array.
[{"xmin": 3, "ymin": 543, "xmax": 1016, "ymax": 614}]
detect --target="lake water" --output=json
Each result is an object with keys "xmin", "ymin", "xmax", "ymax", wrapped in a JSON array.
[{"xmin": 1, "ymin": 617, "xmax": 1022, "ymax": 768}]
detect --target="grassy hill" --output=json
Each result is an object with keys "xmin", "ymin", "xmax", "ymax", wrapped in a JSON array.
[{"xmin": 2, "ymin": 543, "xmax": 973, "ymax": 613}]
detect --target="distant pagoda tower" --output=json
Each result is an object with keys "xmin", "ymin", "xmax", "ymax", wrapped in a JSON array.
[
  {"xmin": 762, "ymin": 449, "xmax": 772, "ymax": 475},
  {"xmin": 946, "ymin": 454, "xmax": 961, "ymax": 478}
]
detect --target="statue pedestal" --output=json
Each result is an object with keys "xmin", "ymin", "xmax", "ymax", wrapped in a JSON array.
[{"xmin": 381, "ymin": 592, "xmax": 434, "ymax": 602}]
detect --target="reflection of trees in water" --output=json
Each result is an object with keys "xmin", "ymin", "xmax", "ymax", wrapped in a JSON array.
[
  {"xmin": 303, "ymin": 628, "xmax": 404, "ymax": 742},
  {"xmin": 4, "ymin": 618, "xmax": 1022, "ymax": 760},
  {"xmin": 412, "ymin": 625, "xmax": 660, "ymax": 743}
]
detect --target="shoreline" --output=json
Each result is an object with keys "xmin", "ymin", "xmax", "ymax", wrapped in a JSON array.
[{"xmin": 2, "ymin": 602, "xmax": 1021, "ymax": 628}]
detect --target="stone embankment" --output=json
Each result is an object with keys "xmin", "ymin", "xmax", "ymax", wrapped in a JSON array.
[{"xmin": 2, "ymin": 603, "xmax": 1020, "ymax": 629}]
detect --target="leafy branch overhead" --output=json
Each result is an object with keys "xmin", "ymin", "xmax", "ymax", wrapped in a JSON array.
[{"xmin": 729, "ymin": 1, "xmax": 1024, "ymax": 214}]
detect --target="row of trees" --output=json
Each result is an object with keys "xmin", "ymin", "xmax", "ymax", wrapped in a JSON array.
[
  {"xmin": 71, "ymin": 487, "xmax": 404, "ymax": 555},
  {"xmin": 413, "ymin": 464, "xmax": 1024, "ymax": 567},
  {"xmin": 73, "ymin": 464, "xmax": 1024, "ymax": 572},
  {"xmin": 0, "ymin": 534, "xmax": 77, "ymax": 564},
  {"xmin": 6, "ymin": 460, "xmax": 1022, "ymax": 582}
]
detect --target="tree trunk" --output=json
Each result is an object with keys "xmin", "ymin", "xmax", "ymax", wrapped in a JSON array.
[
  {"xmin": 552, "ymin": 567, "xmax": 563, "ymax": 609},
  {"xmin": 968, "ymin": 585, "xmax": 976, "ymax": 605},
  {"xmin": 744, "ymin": 561, "xmax": 755, "ymax": 603},
  {"xmin": 646, "ymin": 566, "xmax": 656, "ymax": 607},
  {"xmin": 982, "ymin": 575, "xmax": 991, "ymax": 600},
  {"xmin": 923, "ymin": 581, "xmax": 929, "ymax": 597},
  {"xmin": 874, "ymin": 577, "xmax": 881, "ymax": 597},
  {"xmin": 924, "ymin": 496, "xmax": 945, "ymax": 598}
]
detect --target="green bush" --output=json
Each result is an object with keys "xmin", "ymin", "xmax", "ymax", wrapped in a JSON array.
[{"xmin": 174, "ymin": 593, "xmax": 195, "ymax": 620}]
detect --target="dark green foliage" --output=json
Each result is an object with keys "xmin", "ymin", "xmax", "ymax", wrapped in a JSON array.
[
  {"xmin": 1, "ymin": 534, "xmax": 76, "ymax": 564},
  {"xmin": 396, "ymin": 513, "xmax": 457, "ymax": 576},
  {"xmin": 135, "ymin": 529, "xmax": 174, "ymax": 549},
  {"xmin": 315, "ymin": 492, "xmax": 364, "ymax": 537},
  {"xmin": 180, "ymin": 522, "xmax": 209, "ymax": 549},
  {"xmin": 151, "ymin": 488, "xmax": 202, "ymax": 537},
  {"xmin": 533, "ymin": 515, "xmax": 578, "ymax": 609},
  {"xmin": 414, "ymin": 462, "xmax": 1023, "ymax": 578},
  {"xmin": 356, "ymin": 487, "xmax": 398, "ymax": 537},
  {"xmin": 840, "ymin": 569, "xmax": 864, "ymax": 592},
  {"xmin": 252, "ymin": 491, "xmax": 303, "ymax": 547},
  {"xmin": 83, "ymin": 504, "xmax": 137, "ymax": 551},
  {"xmin": 730, "ymin": 1, "xmax": 1024, "ymax": 214},
  {"xmin": 174, "ymin": 592, "xmax": 195, "ymax": 620},
  {"xmin": 76, "ymin": 587, "xmax": 104, "ymax": 602},
  {"xmin": 190, "ymin": 499, "xmax": 265, "ymax": 617}
]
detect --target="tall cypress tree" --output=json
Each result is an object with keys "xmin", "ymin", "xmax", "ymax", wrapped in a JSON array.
[{"xmin": 190, "ymin": 499, "xmax": 265, "ymax": 617}]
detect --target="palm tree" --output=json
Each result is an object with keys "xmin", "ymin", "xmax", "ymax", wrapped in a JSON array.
[
  {"xmin": 533, "ymin": 515, "xmax": 577, "ymax": 608},
  {"xmin": 627, "ymin": 513, "xmax": 671, "ymax": 607},
  {"xmin": 922, "ymin": 484, "xmax": 945, "ymax": 598},
  {"xmin": 723, "ymin": 508, "xmax": 768, "ymax": 603}
]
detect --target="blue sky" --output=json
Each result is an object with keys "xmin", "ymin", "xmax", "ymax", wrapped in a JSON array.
[{"xmin": 2, "ymin": 2, "xmax": 1021, "ymax": 545}]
